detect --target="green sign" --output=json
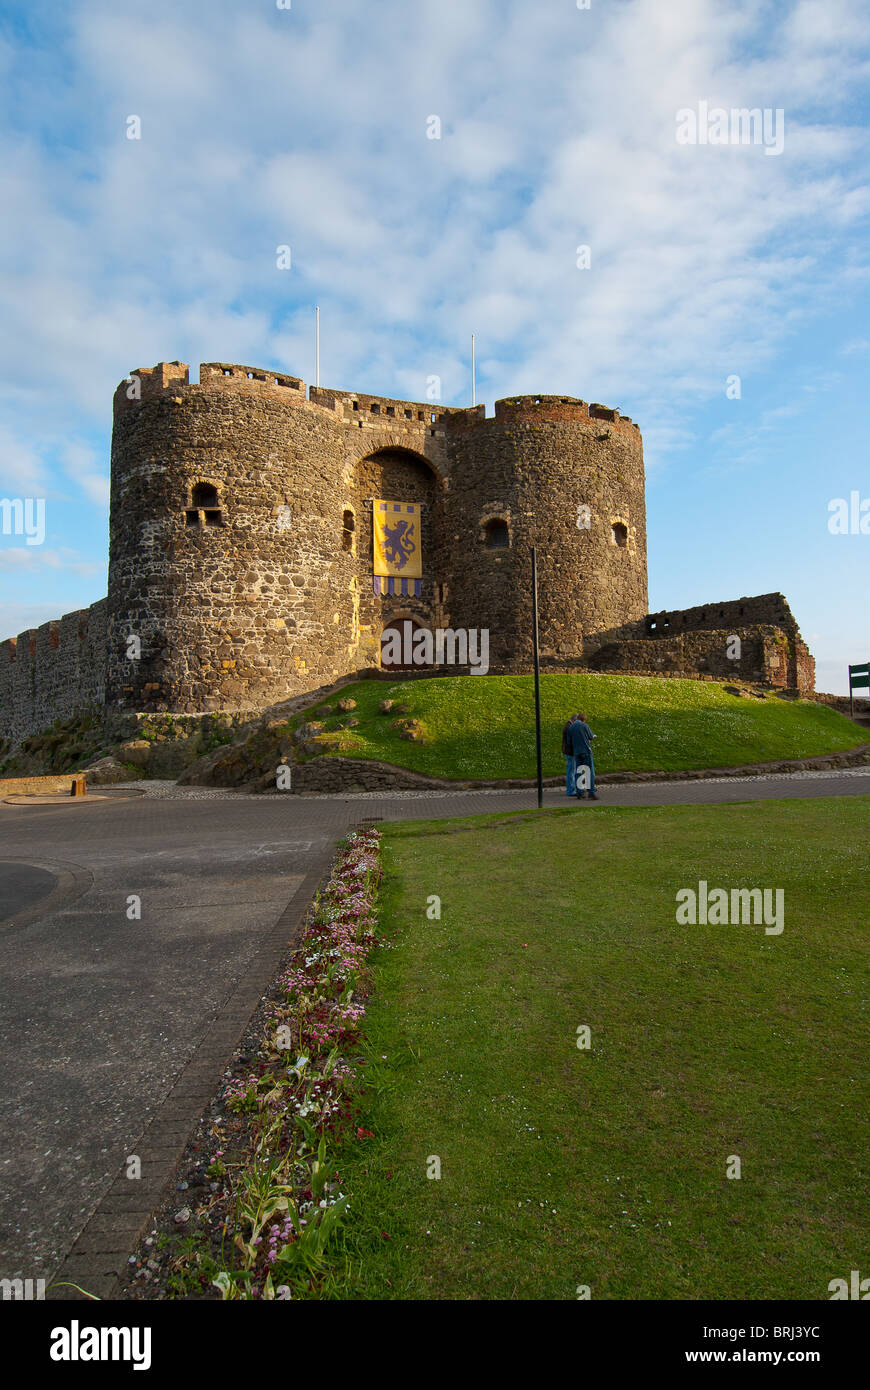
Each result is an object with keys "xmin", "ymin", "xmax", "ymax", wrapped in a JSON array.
[{"xmin": 849, "ymin": 663, "xmax": 870, "ymax": 689}]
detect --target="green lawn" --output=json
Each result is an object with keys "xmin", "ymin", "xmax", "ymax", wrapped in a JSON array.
[
  {"xmin": 333, "ymin": 798, "xmax": 869, "ymax": 1300},
  {"xmin": 291, "ymin": 674, "xmax": 864, "ymax": 779}
]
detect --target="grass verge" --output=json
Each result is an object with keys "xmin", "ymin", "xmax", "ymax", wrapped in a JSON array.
[{"xmin": 331, "ymin": 797, "xmax": 869, "ymax": 1299}]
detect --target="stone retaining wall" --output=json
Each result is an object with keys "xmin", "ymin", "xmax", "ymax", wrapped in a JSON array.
[
  {"xmin": 286, "ymin": 743, "xmax": 870, "ymax": 794},
  {"xmin": 812, "ymin": 691, "xmax": 870, "ymax": 716},
  {"xmin": 0, "ymin": 772, "xmax": 88, "ymax": 796}
]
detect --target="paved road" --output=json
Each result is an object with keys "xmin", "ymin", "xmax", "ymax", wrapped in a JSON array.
[
  {"xmin": 0, "ymin": 797, "xmax": 351, "ymax": 1292},
  {"xmin": 0, "ymin": 770, "xmax": 867, "ymax": 1295}
]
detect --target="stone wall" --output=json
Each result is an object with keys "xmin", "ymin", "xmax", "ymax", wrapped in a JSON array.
[
  {"xmin": 589, "ymin": 626, "xmax": 787, "ymax": 685},
  {"xmin": 0, "ymin": 773, "xmax": 92, "ymax": 796},
  {"xmin": 0, "ymin": 600, "xmax": 107, "ymax": 743},
  {"xmin": 284, "ymin": 738, "xmax": 870, "ymax": 795},
  {"xmin": 586, "ymin": 592, "xmax": 815, "ymax": 694},
  {"xmin": 812, "ymin": 691, "xmax": 870, "ymax": 716}
]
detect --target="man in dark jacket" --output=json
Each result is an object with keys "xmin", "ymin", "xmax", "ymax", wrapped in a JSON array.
[
  {"xmin": 568, "ymin": 713, "xmax": 598, "ymax": 799},
  {"xmin": 561, "ymin": 713, "xmax": 579, "ymax": 797}
]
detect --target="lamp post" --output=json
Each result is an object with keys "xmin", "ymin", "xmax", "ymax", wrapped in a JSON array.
[{"xmin": 531, "ymin": 546, "xmax": 544, "ymax": 808}]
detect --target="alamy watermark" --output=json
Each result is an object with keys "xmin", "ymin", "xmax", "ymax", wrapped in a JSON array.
[
  {"xmin": 0, "ymin": 497, "xmax": 45, "ymax": 546},
  {"xmin": 828, "ymin": 492, "xmax": 870, "ymax": 535},
  {"xmin": 1, "ymin": 1276, "xmax": 46, "ymax": 1300},
  {"xmin": 382, "ymin": 622, "xmax": 489, "ymax": 673},
  {"xmin": 676, "ymin": 103, "xmax": 785, "ymax": 156},
  {"xmin": 828, "ymin": 1270, "xmax": 870, "ymax": 1299},
  {"xmin": 675, "ymin": 880, "xmax": 784, "ymax": 935},
  {"xmin": 50, "ymin": 1322, "xmax": 151, "ymax": 1370}
]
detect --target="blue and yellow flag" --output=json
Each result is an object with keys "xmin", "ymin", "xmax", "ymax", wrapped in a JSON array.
[{"xmin": 373, "ymin": 499, "xmax": 422, "ymax": 596}]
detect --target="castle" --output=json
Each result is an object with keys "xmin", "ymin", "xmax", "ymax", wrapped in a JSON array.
[{"xmin": 0, "ymin": 360, "xmax": 814, "ymax": 744}]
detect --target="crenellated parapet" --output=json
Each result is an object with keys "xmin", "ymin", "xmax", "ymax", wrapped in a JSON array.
[
  {"xmin": 112, "ymin": 361, "xmax": 190, "ymax": 417},
  {"xmin": 493, "ymin": 394, "xmax": 641, "ymax": 437}
]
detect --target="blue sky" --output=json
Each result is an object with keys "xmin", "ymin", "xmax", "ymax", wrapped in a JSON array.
[{"xmin": 0, "ymin": 0, "xmax": 868, "ymax": 693}]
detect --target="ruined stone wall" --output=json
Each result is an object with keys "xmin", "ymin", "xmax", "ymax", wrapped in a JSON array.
[
  {"xmin": 642, "ymin": 592, "xmax": 813, "ymax": 693},
  {"xmin": 644, "ymin": 592, "xmax": 798, "ymax": 637},
  {"xmin": 589, "ymin": 625, "xmax": 778, "ymax": 683},
  {"xmin": 0, "ymin": 600, "xmax": 106, "ymax": 743},
  {"xmin": 588, "ymin": 620, "xmax": 814, "ymax": 693}
]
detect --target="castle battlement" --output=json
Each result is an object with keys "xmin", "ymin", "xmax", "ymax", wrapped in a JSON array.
[
  {"xmin": 308, "ymin": 385, "xmax": 482, "ymax": 429},
  {"xmin": 111, "ymin": 362, "xmax": 638, "ymax": 439},
  {"xmin": 493, "ymin": 395, "xmax": 640, "ymax": 435},
  {"xmin": 199, "ymin": 362, "xmax": 306, "ymax": 397},
  {"xmin": 113, "ymin": 361, "xmax": 307, "ymax": 418}
]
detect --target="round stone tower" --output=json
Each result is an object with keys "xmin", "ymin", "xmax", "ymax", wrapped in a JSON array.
[
  {"xmin": 443, "ymin": 395, "xmax": 648, "ymax": 667},
  {"xmin": 106, "ymin": 362, "xmax": 353, "ymax": 712}
]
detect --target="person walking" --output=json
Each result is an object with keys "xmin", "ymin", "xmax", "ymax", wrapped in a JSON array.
[
  {"xmin": 561, "ymin": 713, "xmax": 579, "ymax": 797},
  {"xmin": 569, "ymin": 713, "xmax": 599, "ymax": 800}
]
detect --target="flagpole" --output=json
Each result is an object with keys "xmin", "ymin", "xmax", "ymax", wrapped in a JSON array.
[
  {"xmin": 471, "ymin": 332, "xmax": 476, "ymax": 406},
  {"xmin": 315, "ymin": 306, "xmax": 320, "ymax": 388}
]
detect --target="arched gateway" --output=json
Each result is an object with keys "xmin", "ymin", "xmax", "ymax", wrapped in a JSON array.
[{"xmin": 352, "ymin": 446, "xmax": 444, "ymax": 671}]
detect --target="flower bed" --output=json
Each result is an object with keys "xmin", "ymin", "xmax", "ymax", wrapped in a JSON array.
[{"xmin": 125, "ymin": 826, "xmax": 383, "ymax": 1300}]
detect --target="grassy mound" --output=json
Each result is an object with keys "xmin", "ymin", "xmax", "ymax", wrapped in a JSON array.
[
  {"xmin": 334, "ymin": 798, "xmax": 869, "ymax": 1299},
  {"xmin": 289, "ymin": 674, "xmax": 865, "ymax": 780}
]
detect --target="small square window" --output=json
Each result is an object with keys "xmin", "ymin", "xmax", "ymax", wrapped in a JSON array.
[
  {"xmin": 204, "ymin": 509, "xmax": 223, "ymax": 526},
  {"xmin": 185, "ymin": 509, "xmax": 200, "ymax": 527}
]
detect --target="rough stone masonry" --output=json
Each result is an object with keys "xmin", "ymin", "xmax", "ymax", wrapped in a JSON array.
[{"xmin": 0, "ymin": 361, "xmax": 814, "ymax": 743}]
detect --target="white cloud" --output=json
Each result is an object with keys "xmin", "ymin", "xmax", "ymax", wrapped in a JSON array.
[
  {"xmin": 0, "ymin": 547, "xmax": 102, "ymax": 576},
  {"xmin": 0, "ymin": 601, "xmax": 75, "ymax": 643},
  {"xmin": 0, "ymin": 426, "xmax": 50, "ymax": 497},
  {"xmin": 61, "ymin": 442, "xmax": 110, "ymax": 509}
]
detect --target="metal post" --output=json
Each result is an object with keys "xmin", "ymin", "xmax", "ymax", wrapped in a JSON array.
[
  {"xmin": 849, "ymin": 666, "xmax": 853, "ymax": 719},
  {"xmin": 471, "ymin": 332, "xmax": 476, "ymax": 407},
  {"xmin": 315, "ymin": 306, "xmax": 320, "ymax": 388},
  {"xmin": 531, "ymin": 546, "xmax": 543, "ymax": 808}
]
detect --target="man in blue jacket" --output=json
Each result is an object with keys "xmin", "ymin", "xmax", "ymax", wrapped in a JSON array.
[{"xmin": 568, "ymin": 713, "xmax": 599, "ymax": 800}]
